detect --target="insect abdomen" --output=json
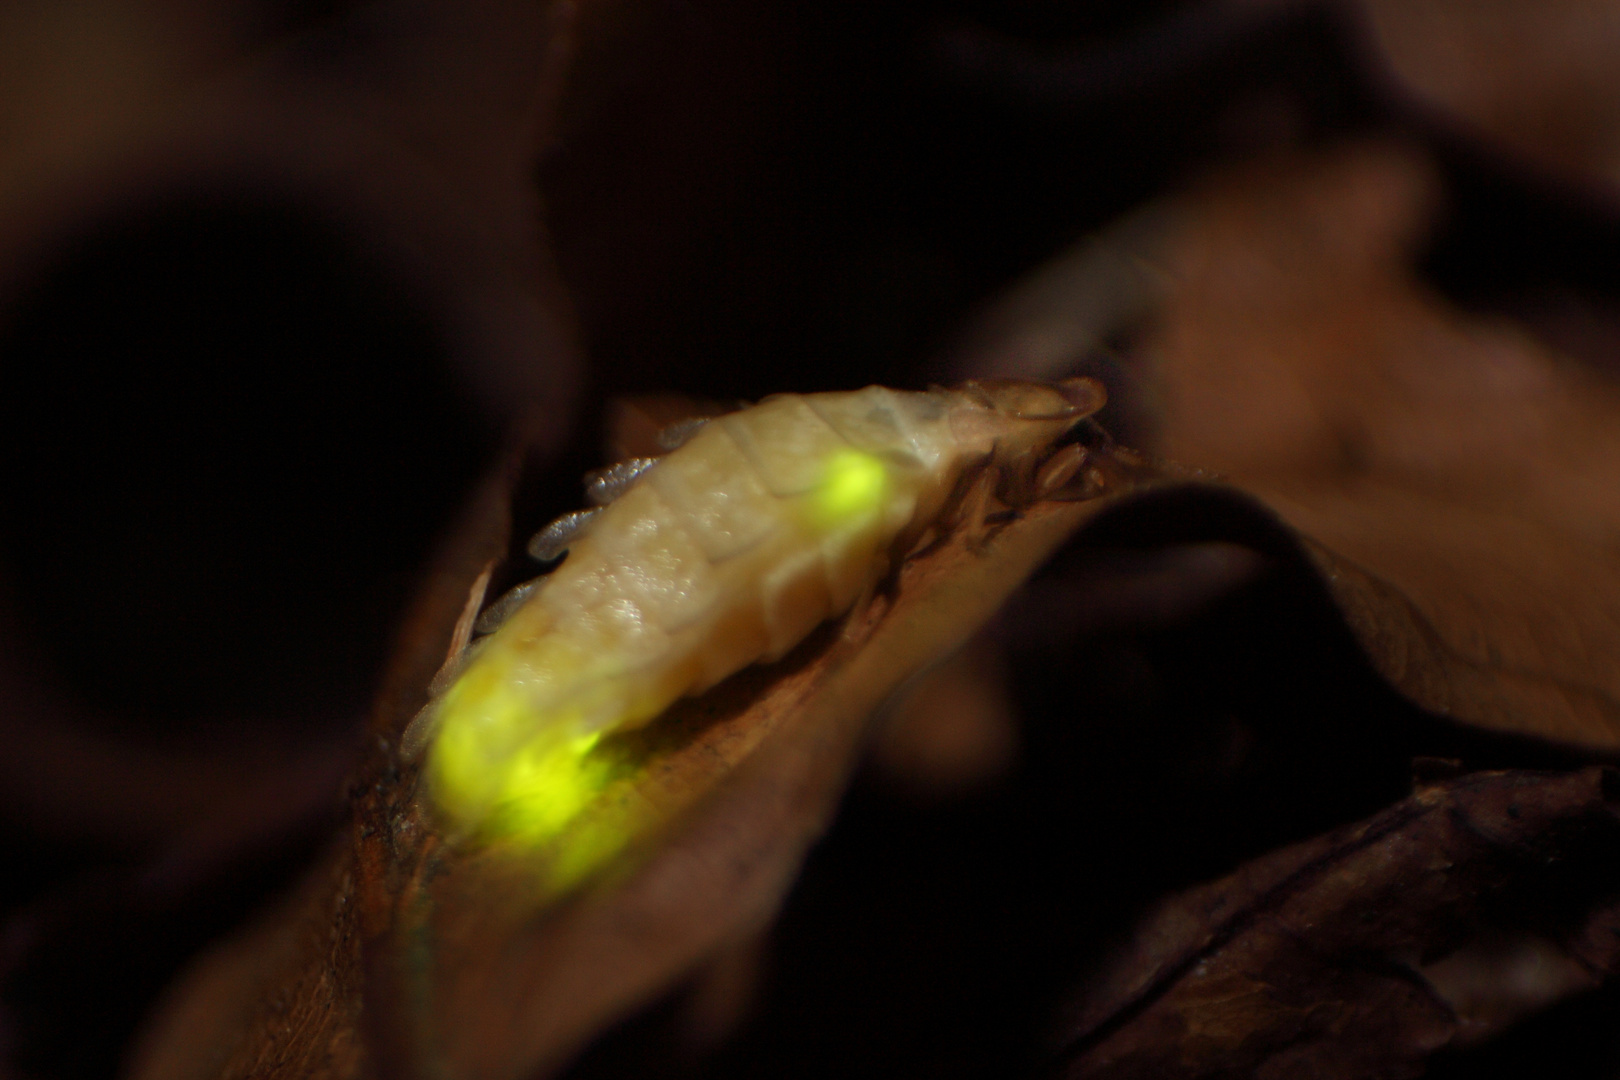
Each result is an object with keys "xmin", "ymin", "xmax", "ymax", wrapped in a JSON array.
[
  {"xmin": 425, "ymin": 383, "xmax": 1074, "ymax": 839},
  {"xmin": 638, "ymin": 389, "xmax": 933, "ymax": 679}
]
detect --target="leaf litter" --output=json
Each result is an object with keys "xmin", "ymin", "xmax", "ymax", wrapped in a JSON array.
[
  {"xmin": 127, "ymin": 107, "xmax": 1620, "ymax": 1080},
  {"xmin": 129, "ymin": 410, "xmax": 1164, "ymax": 1080}
]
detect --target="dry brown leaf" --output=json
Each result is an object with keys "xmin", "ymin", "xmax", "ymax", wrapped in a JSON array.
[
  {"xmin": 129, "ymin": 434, "xmax": 1157, "ymax": 1080},
  {"xmin": 1359, "ymin": 0, "xmax": 1620, "ymax": 184},
  {"xmin": 1056, "ymin": 766, "xmax": 1620, "ymax": 1079},
  {"xmin": 1140, "ymin": 137, "xmax": 1620, "ymax": 750},
  {"xmin": 370, "ymin": 457, "xmax": 1154, "ymax": 1080},
  {"xmin": 868, "ymin": 633, "xmax": 1021, "ymax": 798}
]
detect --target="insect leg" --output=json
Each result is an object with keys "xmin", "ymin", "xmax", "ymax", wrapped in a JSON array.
[
  {"xmin": 656, "ymin": 416, "xmax": 710, "ymax": 451},
  {"xmin": 401, "ymin": 563, "xmax": 493, "ymax": 763},
  {"xmin": 527, "ymin": 507, "xmax": 601, "ymax": 561},
  {"xmin": 1034, "ymin": 443, "xmax": 1088, "ymax": 500},
  {"xmin": 584, "ymin": 457, "xmax": 659, "ymax": 506},
  {"xmin": 474, "ymin": 576, "xmax": 547, "ymax": 635},
  {"xmin": 910, "ymin": 453, "xmax": 1000, "ymax": 557},
  {"xmin": 398, "ymin": 632, "xmax": 487, "ymax": 764}
]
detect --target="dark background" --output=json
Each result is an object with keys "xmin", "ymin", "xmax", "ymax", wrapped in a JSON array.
[{"xmin": 3, "ymin": 1, "xmax": 1620, "ymax": 1076}]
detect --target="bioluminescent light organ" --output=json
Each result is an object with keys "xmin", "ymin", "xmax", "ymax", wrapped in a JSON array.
[{"xmin": 419, "ymin": 380, "xmax": 1107, "ymax": 851}]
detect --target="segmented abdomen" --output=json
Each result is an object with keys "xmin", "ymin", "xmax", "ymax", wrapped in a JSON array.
[
  {"xmin": 429, "ymin": 388, "xmax": 964, "ymax": 830},
  {"xmin": 425, "ymin": 380, "xmax": 1093, "ymax": 840}
]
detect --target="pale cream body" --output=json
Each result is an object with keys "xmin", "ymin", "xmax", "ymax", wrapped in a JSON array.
[{"xmin": 427, "ymin": 383, "xmax": 1087, "ymax": 827}]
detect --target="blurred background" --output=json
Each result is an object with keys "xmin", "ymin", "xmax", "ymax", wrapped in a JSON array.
[{"xmin": 6, "ymin": 0, "xmax": 1620, "ymax": 1076}]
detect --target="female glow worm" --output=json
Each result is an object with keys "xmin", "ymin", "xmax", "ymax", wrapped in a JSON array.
[{"xmin": 420, "ymin": 379, "xmax": 1106, "ymax": 847}]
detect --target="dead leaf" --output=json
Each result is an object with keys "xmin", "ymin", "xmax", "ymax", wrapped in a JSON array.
[
  {"xmin": 370, "ymin": 453, "xmax": 1154, "ymax": 1080},
  {"xmin": 128, "ymin": 426, "xmax": 1158, "ymax": 1080},
  {"xmin": 1055, "ymin": 766, "xmax": 1620, "ymax": 1079},
  {"xmin": 1359, "ymin": 0, "xmax": 1620, "ymax": 185},
  {"xmin": 1138, "ymin": 137, "xmax": 1620, "ymax": 750},
  {"xmin": 868, "ymin": 633, "xmax": 1021, "ymax": 799}
]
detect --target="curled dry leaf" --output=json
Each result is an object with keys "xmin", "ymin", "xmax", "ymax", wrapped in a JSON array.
[
  {"xmin": 1359, "ymin": 0, "xmax": 1620, "ymax": 185},
  {"xmin": 372, "ymin": 445, "xmax": 1155, "ymax": 1080},
  {"xmin": 129, "ymin": 426, "xmax": 1159, "ymax": 1080},
  {"xmin": 1056, "ymin": 766, "xmax": 1620, "ymax": 1079},
  {"xmin": 868, "ymin": 632, "xmax": 1023, "ymax": 799},
  {"xmin": 1140, "ymin": 137, "xmax": 1620, "ymax": 751}
]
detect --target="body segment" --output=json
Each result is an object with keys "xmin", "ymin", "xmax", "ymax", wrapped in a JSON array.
[{"xmin": 426, "ymin": 381, "xmax": 1101, "ymax": 842}]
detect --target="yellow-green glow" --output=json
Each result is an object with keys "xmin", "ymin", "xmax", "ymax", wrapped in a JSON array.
[
  {"xmin": 487, "ymin": 730, "xmax": 608, "ymax": 835},
  {"xmin": 423, "ymin": 447, "xmax": 895, "ymax": 888},
  {"xmin": 812, "ymin": 448, "xmax": 889, "ymax": 527},
  {"xmin": 428, "ymin": 648, "xmax": 629, "ymax": 883}
]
